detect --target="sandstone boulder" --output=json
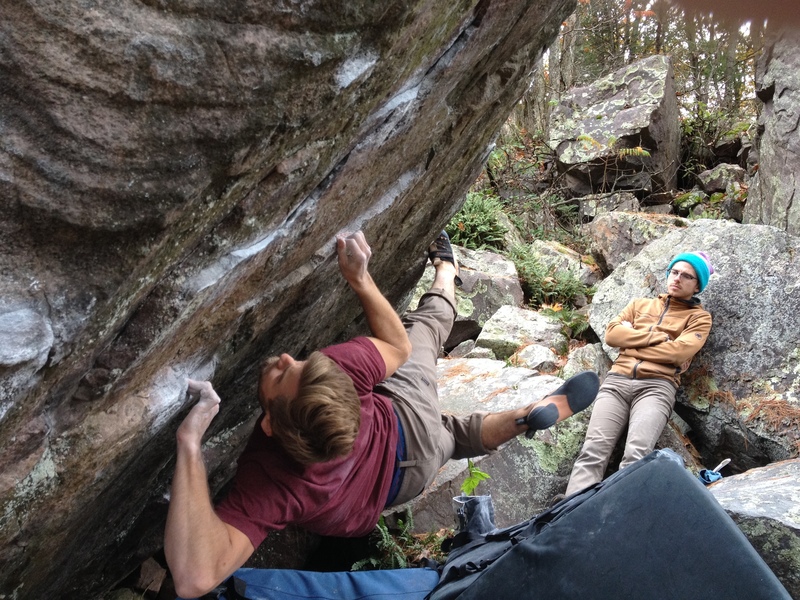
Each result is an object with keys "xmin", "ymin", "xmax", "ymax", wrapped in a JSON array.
[
  {"xmin": 721, "ymin": 180, "xmax": 748, "ymax": 222},
  {"xmin": 674, "ymin": 188, "xmax": 709, "ymax": 217},
  {"xmin": 744, "ymin": 30, "xmax": 800, "ymax": 235},
  {"xmin": 0, "ymin": 0, "xmax": 577, "ymax": 596},
  {"xmin": 578, "ymin": 191, "xmax": 640, "ymax": 220},
  {"xmin": 528, "ymin": 239, "xmax": 601, "ymax": 287},
  {"xmin": 562, "ymin": 342, "xmax": 612, "ymax": 380},
  {"xmin": 475, "ymin": 306, "xmax": 567, "ymax": 360},
  {"xmin": 464, "ymin": 345, "xmax": 497, "ymax": 359},
  {"xmin": 709, "ymin": 459, "xmax": 800, "ymax": 598},
  {"xmin": 497, "ymin": 211, "xmax": 529, "ymax": 251},
  {"xmin": 409, "ymin": 246, "xmax": 525, "ymax": 350},
  {"xmin": 511, "ymin": 344, "xmax": 559, "ymax": 372},
  {"xmin": 548, "ymin": 55, "xmax": 681, "ymax": 197},
  {"xmin": 449, "ymin": 339, "xmax": 477, "ymax": 358},
  {"xmin": 698, "ymin": 163, "xmax": 746, "ymax": 194},
  {"xmin": 582, "ymin": 211, "xmax": 691, "ymax": 275},
  {"xmin": 641, "ymin": 204, "xmax": 674, "ymax": 215}
]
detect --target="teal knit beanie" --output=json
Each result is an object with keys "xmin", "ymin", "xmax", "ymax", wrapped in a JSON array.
[{"xmin": 667, "ymin": 251, "xmax": 715, "ymax": 293}]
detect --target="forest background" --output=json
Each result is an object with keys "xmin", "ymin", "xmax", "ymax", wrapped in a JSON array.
[
  {"xmin": 375, "ymin": 0, "xmax": 775, "ymax": 568},
  {"xmin": 446, "ymin": 0, "xmax": 764, "ymax": 325}
]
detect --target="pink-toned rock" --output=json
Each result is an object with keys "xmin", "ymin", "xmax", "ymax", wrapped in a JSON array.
[{"xmin": 583, "ymin": 211, "xmax": 690, "ymax": 274}]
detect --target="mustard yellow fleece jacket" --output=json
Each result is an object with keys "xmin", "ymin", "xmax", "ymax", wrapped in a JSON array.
[{"xmin": 605, "ymin": 294, "xmax": 712, "ymax": 387}]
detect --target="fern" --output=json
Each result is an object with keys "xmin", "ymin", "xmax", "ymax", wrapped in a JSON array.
[
  {"xmin": 447, "ymin": 191, "xmax": 508, "ymax": 251},
  {"xmin": 351, "ymin": 557, "xmax": 381, "ymax": 570},
  {"xmin": 352, "ymin": 510, "xmax": 452, "ymax": 571},
  {"xmin": 541, "ymin": 304, "xmax": 593, "ymax": 341},
  {"xmin": 617, "ymin": 146, "xmax": 651, "ymax": 160},
  {"xmin": 508, "ymin": 244, "xmax": 593, "ymax": 310},
  {"xmin": 576, "ymin": 133, "xmax": 603, "ymax": 148}
]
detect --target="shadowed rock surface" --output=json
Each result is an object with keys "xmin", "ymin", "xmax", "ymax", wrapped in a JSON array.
[{"xmin": 0, "ymin": 0, "xmax": 576, "ymax": 597}]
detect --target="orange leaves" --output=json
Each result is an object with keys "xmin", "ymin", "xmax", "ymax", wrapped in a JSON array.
[
  {"xmin": 622, "ymin": 0, "xmax": 655, "ymax": 20},
  {"xmin": 543, "ymin": 302, "xmax": 565, "ymax": 312}
]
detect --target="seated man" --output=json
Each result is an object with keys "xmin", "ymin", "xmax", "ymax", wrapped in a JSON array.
[
  {"xmin": 165, "ymin": 230, "xmax": 599, "ymax": 598},
  {"xmin": 565, "ymin": 252, "xmax": 714, "ymax": 497}
]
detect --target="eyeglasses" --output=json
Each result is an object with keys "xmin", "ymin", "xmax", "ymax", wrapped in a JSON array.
[{"xmin": 667, "ymin": 268, "xmax": 697, "ymax": 282}]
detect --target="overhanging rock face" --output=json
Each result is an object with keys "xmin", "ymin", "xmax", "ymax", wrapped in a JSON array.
[{"xmin": 0, "ymin": 0, "xmax": 576, "ymax": 597}]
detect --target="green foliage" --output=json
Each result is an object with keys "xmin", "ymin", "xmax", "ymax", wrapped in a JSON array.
[
  {"xmin": 680, "ymin": 107, "xmax": 715, "ymax": 174},
  {"xmin": 352, "ymin": 512, "xmax": 451, "ymax": 571},
  {"xmin": 689, "ymin": 206, "xmax": 723, "ymax": 220},
  {"xmin": 508, "ymin": 244, "xmax": 593, "ymax": 310},
  {"xmin": 547, "ymin": 195, "xmax": 581, "ymax": 225},
  {"xmin": 502, "ymin": 192, "xmax": 585, "ymax": 248},
  {"xmin": 674, "ymin": 190, "xmax": 705, "ymax": 209},
  {"xmin": 487, "ymin": 147, "xmax": 510, "ymax": 174},
  {"xmin": 617, "ymin": 146, "xmax": 651, "ymax": 160},
  {"xmin": 540, "ymin": 305, "xmax": 592, "ymax": 340},
  {"xmin": 576, "ymin": 133, "xmax": 652, "ymax": 170},
  {"xmin": 486, "ymin": 129, "xmax": 544, "ymax": 180},
  {"xmin": 576, "ymin": 133, "xmax": 603, "ymax": 150},
  {"xmin": 460, "ymin": 459, "xmax": 491, "ymax": 496},
  {"xmin": 487, "ymin": 138, "xmax": 526, "ymax": 175},
  {"xmin": 690, "ymin": 210, "xmax": 717, "ymax": 220},
  {"xmin": 447, "ymin": 191, "xmax": 508, "ymax": 251},
  {"xmin": 685, "ymin": 188, "xmax": 744, "ymax": 221},
  {"xmin": 506, "ymin": 210, "xmax": 536, "ymax": 240},
  {"xmin": 679, "ymin": 102, "xmax": 744, "ymax": 186},
  {"xmin": 574, "ymin": 131, "xmax": 653, "ymax": 192},
  {"xmin": 352, "ymin": 516, "xmax": 409, "ymax": 570},
  {"xmin": 727, "ymin": 182, "xmax": 748, "ymax": 204}
]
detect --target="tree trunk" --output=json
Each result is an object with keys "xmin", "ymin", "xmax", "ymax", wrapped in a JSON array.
[
  {"xmin": 513, "ymin": 58, "xmax": 550, "ymax": 138},
  {"xmin": 515, "ymin": 13, "xmax": 578, "ymax": 138},
  {"xmin": 685, "ymin": 14, "xmax": 708, "ymax": 107},
  {"xmin": 558, "ymin": 13, "xmax": 578, "ymax": 90},
  {"xmin": 723, "ymin": 25, "xmax": 742, "ymax": 111},
  {"xmin": 548, "ymin": 22, "xmax": 563, "ymax": 95},
  {"xmin": 653, "ymin": 0, "xmax": 670, "ymax": 54}
]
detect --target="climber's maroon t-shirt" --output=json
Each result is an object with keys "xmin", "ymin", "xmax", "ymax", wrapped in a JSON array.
[{"xmin": 215, "ymin": 337, "xmax": 398, "ymax": 550}]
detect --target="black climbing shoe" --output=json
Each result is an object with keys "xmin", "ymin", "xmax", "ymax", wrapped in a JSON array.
[
  {"xmin": 428, "ymin": 230, "xmax": 463, "ymax": 287},
  {"xmin": 516, "ymin": 371, "xmax": 600, "ymax": 438}
]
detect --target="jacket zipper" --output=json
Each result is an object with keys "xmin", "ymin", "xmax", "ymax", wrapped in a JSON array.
[{"xmin": 655, "ymin": 296, "xmax": 671, "ymax": 327}]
